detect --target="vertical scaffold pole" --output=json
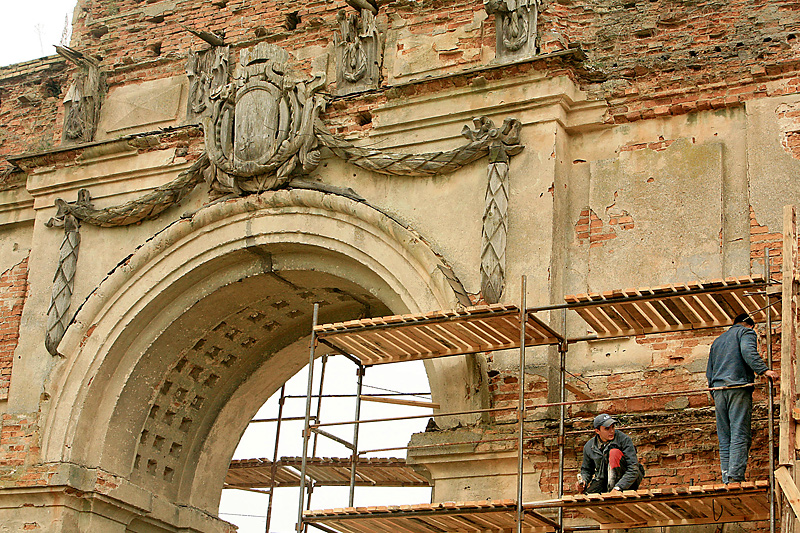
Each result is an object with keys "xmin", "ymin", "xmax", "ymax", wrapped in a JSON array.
[
  {"xmin": 781, "ymin": 206, "xmax": 797, "ymax": 468},
  {"xmin": 305, "ymin": 355, "xmax": 329, "ymax": 514},
  {"xmin": 766, "ymin": 248, "xmax": 776, "ymax": 533},
  {"xmin": 349, "ymin": 364, "xmax": 365, "ymax": 506},
  {"xmin": 265, "ymin": 384, "xmax": 286, "ymax": 533},
  {"xmin": 558, "ymin": 308, "xmax": 567, "ymax": 531},
  {"xmin": 517, "ymin": 275, "xmax": 527, "ymax": 533},
  {"xmin": 780, "ymin": 206, "xmax": 798, "ymax": 533},
  {"xmin": 296, "ymin": 303, "xmax": 319, "ymax": 533},
  {"xmin": 311, "ymin": 355, "xmax": 329, "ymax": 458}
]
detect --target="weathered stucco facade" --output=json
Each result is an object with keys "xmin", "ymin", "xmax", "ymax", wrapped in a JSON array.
[{"xmin": 1, "ymin": 0, "xmax": 800, "ymax": 530}]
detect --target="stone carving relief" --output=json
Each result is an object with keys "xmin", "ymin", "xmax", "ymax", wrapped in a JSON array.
[
  {"xmin": 334, "ymin": 6, "xmax": 381, "ymax": 96},
  {"xmin": 44, "ymin": 189, "xmax": 93, "ymax": 356},
  {"xmin": 45, "ymin": 43, "xmax": 526, "ymax": 352},
  {"xmin": 186, "ymin": 46, "xmax": 230, "ymax": 123},
  {"xmin": 468, "ymin": 117, "xmax": 522, "ymax": 304},
  {"xmin": 57, "ymin": 46, "xmax": 105, "ymax": 145},
  {"xmin": 202, "ymin": 43, "xmax": 327, "ymax": 195},
  {"xmin": 484, "ymin": 0, "xmax": 541, "ymax": 61}
]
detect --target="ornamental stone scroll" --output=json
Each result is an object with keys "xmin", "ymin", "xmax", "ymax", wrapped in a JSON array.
[
  {"xmin": 57, "ymin": 46, "xmax": 106, "ymax": 145},
  {"xmin": 334, "ymin": 7, "xmax": 381, "ymax": 96},
  {"xmin": 43, "ymin": 43, "xmax": 526, "ymax": 357},
  {"xmin": 484, "ymin": 0, "xmax": 541, "ymax": 62}
]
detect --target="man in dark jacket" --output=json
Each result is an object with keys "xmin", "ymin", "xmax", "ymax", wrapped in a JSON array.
[
  {"xmin": 576, "ymin": 413, "xmax": 644, "ymax": 493},
  {"xmin": 707, "ymin": 313, "xmax": 778, "ymax": 483}
]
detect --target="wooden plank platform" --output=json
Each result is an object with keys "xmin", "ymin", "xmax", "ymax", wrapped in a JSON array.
[
  {"xmin": 527, "ymin": 481, "xmax": 770, "ymax": 530},
  {"xmin": 303, "ymin": 499, "xmax": 559, "ymax": 533},
  {"xmin": 312, "ymin": 275, "xmax": 778, "ymax": 365},
  {"xmin": 564, "ymin": 276, "xmax": 778, "ymax": 338},
  {"xmin": 315, "ymin": 304, "xmax": 563, "ymax": 366},
  {"xmin": 225, "ymin": 457, "xmax": 431, "ymax": 489}
]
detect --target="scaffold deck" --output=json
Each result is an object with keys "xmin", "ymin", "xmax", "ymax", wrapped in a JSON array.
[
  {"xmin": 528, "ymin": 481, "xmax": 770, "ymax": 530},
  {"xmin": 303, "ymin": 499, "xmax": 559, "ymax": 533},
  {"xmin": 225, "ymin": 457, "xmax": 430, "ymax": 489},
  {"xmin": 564, "ymin": 276, "xmax": 777, "ymax": 338},
  {"xmin": 315, "ymin": 304, "xmax": 562, "ymax": 366}
]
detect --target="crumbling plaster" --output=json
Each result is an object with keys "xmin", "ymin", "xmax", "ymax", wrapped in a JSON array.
[{"xmin": 3, "ymin": 17, "xmax": 800, "ymax": 523}]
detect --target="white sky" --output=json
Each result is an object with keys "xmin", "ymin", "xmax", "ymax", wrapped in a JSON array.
[
  {"xmin": 225, "ymin": 359, "xmax": 432, "ymax": 533},
  {"xmin": 1, "ymin": 3, "xmax": 435, "ymax": 532},
  {"xmin": 0, "ymin": 1, "xmax": 77, "ymax": 67}
]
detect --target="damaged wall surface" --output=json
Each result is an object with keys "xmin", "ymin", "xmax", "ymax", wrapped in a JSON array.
[{"xmin": 1, "ymin": 0, "xmax": 800, "ymax": 531}]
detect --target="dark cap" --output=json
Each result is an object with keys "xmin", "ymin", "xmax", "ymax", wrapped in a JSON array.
[
  {"xmin": 593, "ymin": 413, "xmax": 618, "ymax": 429},
  {"xmin": 734, "ymin": 313, "xmax": 755, "ymax": 327}
]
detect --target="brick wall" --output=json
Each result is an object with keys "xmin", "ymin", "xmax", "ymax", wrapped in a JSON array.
[
  {"xmin": 6, "ymin": 1, "xmax": 800, "ymax": 165},
  {"xmin": 542, "ymin": 0, "xmax": 800, "ymax": 123},
  {"xmin": 0, "ymin": 57, "xmax": 69, "ymax": 183},
  {"xmin": 0, "ymin": 256, "xmax": 29, "ymax": 401},
  {"xmin": 0, "ymin": 413, "xmax": 54, "ymax": 487},
  {"xmin": 61, "ymin": 0, "xmax": 800, "ymax": 128}
]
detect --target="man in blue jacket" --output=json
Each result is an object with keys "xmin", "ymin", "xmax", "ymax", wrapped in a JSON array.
[
  {"xmin": 707, "ymin": 313, "xmax": 779, "ymax": 483},
  {"xmin": 576, "ymin": 413, "xmax": 644, "ymax": 493}
]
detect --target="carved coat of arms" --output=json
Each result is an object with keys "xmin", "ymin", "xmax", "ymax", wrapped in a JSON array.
[{"xmin": 203, "ymin": 43, "xmax": 326, "ymax": 195}]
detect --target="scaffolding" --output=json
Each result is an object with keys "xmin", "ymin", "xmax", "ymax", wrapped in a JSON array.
[
  {"xmin": 231, "ymin": 207, "xmax": 800, "ymax": 533},
  {"xmin": 294, "ymin": 270, "xmax": 778, "ymax": 533}
]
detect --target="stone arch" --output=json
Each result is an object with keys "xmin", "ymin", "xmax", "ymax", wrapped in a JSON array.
[{"xmin": 41, "ymin": 189, "xmax": 479, "ymax": 523}]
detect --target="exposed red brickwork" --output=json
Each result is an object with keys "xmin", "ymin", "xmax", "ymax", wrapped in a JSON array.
[
  {"xmin": 635, "ymin": 329, "xmax": 718, "ymax": 365},
  {"xmin": 542, "ymin": 0, "xmax": 800, "ymax": 123},
  {"xmin": 749, "ymin": 206, "xmax": 785, "ymax": 278},
  {"xmin": 484, "ymin": 318, "xmax": 779, "ymax": 498},
  {"xmin": 0, "ymin": 57, "xmax": 69, "ymax": 183},
  {"xmin": 486, "ymin": 367, "xmax": 548, "ymax": 424},
  {"xmin": 1, "ymin": 0, "xmax": 799, "ymax": 166},
  {"xmin": 0, "ymin": 413, "xmax": 58, "ymax": 488},
  {"xmin": 0, "ymin": 256, "xmax": 30, "ymax": 401},
  {"xmin": 620, "ymin": 136, "xmax": 676, "ymax": 152},
  {"xmin": 575, "ymin": 207, "xmax": 634, "ymax": 247},
  {"xmin": 776, "ymin": 102, "xmax": 800, "ymax": 159}
]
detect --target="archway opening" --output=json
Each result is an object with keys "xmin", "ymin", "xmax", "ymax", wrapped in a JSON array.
[
  {"xmin": 219, "ymin": 355, "xmax": 434, "ymax": 532},
  {"xmin": 45, "ymin": 192, "xmax": 473, "ymax": 531}
]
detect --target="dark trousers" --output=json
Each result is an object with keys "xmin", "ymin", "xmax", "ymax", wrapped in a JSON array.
[{"xmin": 713, "ymin": 387, "xmax": 753, "ymax": 483}]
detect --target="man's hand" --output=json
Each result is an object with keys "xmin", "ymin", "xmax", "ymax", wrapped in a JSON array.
[
  {"xmin": 764, "ymin": 370, "xmax": 779, "ymax": 381},
  {"xmin": 575, "ymin": 480, "xmax": 585, "ymax": 493}
]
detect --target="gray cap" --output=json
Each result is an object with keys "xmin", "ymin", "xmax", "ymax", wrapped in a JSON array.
[{"xmin": 593, "ymin": 413, "xmax": 618, "ymax": 429}]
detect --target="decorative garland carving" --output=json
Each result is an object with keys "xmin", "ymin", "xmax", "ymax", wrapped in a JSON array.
[
  {"xmin": 478, "ymin": 118, "xmax": 522, "ymax": 304},
  {"xmin": 315, "ymin": 116, "xmax": 522, "ymax": 177},
  {"xmin": 44, "ymin": 43, "xmax": 525, "ymax": 353},
  {"xmin": 48, "ymin": 154, "xmax": 209, "ymax": 228},
  {"xmin": 44, "ymin": 190, "xmax": 92, "ymax": 355}
]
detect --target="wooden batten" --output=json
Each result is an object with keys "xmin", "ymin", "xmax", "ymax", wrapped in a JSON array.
[
  {"xmin": 564, "ymin": 275, "xmax": 778, "ymax": 338},
  {"xmin": 315, "ymin": 304, "xmax": 562, "ymax": 366},
  {"xmin": 303, "ymin": 499, "xmax": 559, "ymax": 533},
  {"xmin": 225, "ymin": 457, "xmax": 430, "ymax": 490},
  {"xmin": 528, "ymin": 481, "xmax": 770, "ymax": 530}
]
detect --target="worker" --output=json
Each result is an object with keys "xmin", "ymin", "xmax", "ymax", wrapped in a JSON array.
[
  {"xmin": 707, "ymin": 313, "xmax": 779, "ymax": 483},
  {"xmin": 576, "ymin": 413, "xmax": 645, "ymax": 493}
]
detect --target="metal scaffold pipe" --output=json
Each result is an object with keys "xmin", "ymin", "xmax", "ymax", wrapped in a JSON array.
[
  {"xmin": 517, "ymin": 276, "xmax": 527, "ymax": 533},
  {"xmin": 296, "ymin": 303, "xmax": 319, "ymax": 533},
  {"xmin": 765, "ymin": 248, "xmax": 776, "ymax": 533}
]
